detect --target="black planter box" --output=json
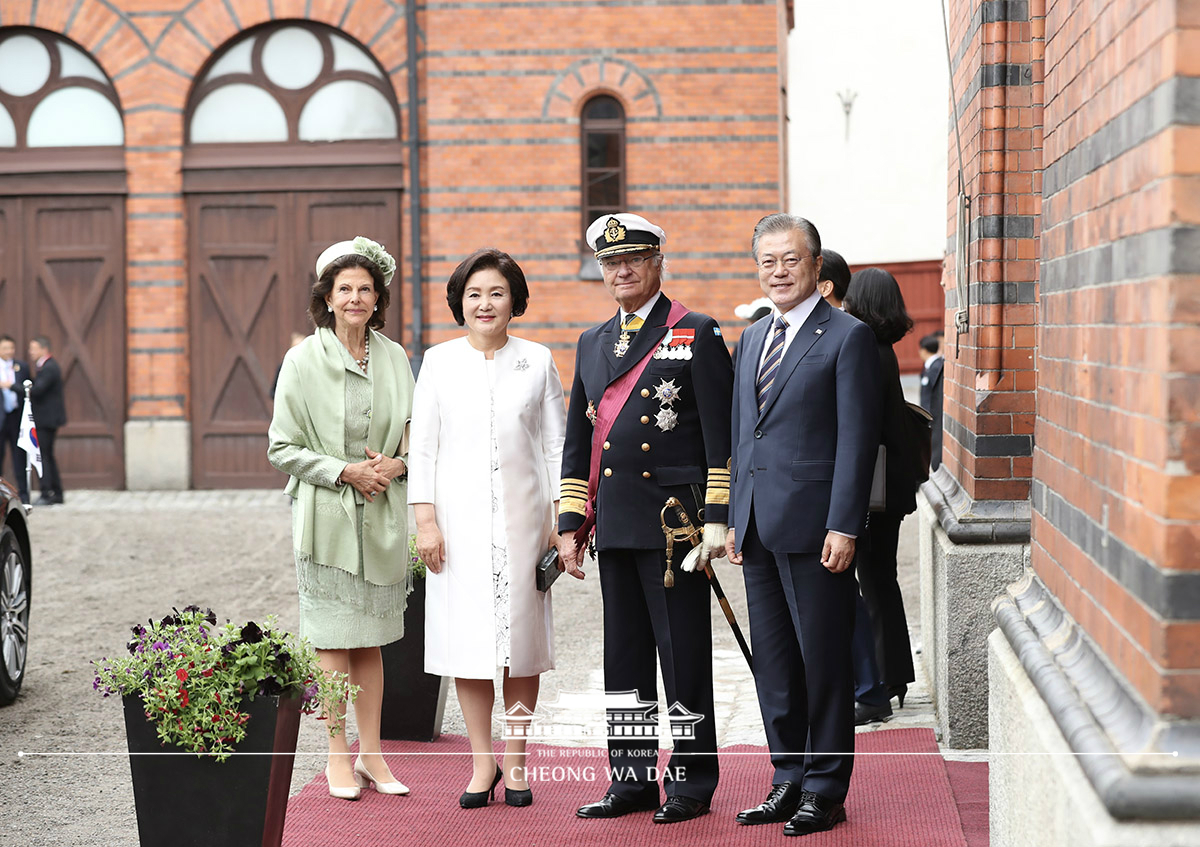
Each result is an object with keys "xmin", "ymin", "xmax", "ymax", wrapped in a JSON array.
[
  {"xmin": 123, "ymin": 693, "xmax": 301, "ymax": 847},
  {"xmin": 380, "ymin": 577, "xmax": 448, "ymax": 741}
]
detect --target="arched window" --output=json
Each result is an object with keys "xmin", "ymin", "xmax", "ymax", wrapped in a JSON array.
[
  {"xmin": 0, "ymin": 29, "xmax": 123, "ymax": 149},
  {"xmin": 581, "ymin": 95, "xmax": 626, "ymax": 247},
  {"xmin": 188, "ymin": 22, "xmax": 398, "ymax": 144}
]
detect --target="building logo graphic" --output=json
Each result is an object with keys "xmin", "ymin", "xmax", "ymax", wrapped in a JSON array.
[{"xmin": 495, "ymin": 690, "xmax": 704, "ymax": 742}]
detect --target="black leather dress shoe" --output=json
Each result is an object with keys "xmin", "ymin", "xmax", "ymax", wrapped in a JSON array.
[
  {"xmin": 784, "ymin": 792, "xmax": 846, "ymax": 836},
  {"xmin": 653, "ymin": 795, "xmax": 709, "ymax": 824},
  {"xmin": 736, "ymin": 781, "xmax": 804, "ymax": 825},
  {"xmin": 576, "ymin": 792, "xmax": 660, "ymax": 819},
  {"xmin": 854, "ymin": 700, "xmax": 893, "ymax": 725}
]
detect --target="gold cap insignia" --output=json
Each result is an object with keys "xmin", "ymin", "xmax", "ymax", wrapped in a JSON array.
[{"xmin": 604, "ymin": 218, "xmax": 626, "ymax": 244}]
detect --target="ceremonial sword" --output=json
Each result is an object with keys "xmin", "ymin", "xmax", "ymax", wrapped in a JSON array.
[{"xmin": 660, "ymin": 497, "xmax": 753, "ymax": 670}]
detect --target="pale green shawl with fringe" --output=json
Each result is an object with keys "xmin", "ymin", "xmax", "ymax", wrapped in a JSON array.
[{"xmin": 268, "ymin": 327, "xmax": 415, "ymax": 587}]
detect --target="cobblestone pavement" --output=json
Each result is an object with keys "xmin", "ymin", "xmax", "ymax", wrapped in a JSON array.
[{"xmin": 3, "ymin": 489, "xmax": 965, "ymax": 845}]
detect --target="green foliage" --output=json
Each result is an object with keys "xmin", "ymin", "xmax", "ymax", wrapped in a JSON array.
[{"xmin": 93, "ymin": 607, "xmax": 358, "ymax": 761}]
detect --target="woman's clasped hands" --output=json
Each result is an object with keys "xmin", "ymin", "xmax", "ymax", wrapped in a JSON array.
[{"xmin": 339, "ymin": 448, "xmax": 407, "ymax": 503}]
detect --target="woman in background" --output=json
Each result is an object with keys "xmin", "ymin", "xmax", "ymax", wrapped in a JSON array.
[{"xmin": 843, "ymin": 267, "xmax": 918, "ymax": 710}]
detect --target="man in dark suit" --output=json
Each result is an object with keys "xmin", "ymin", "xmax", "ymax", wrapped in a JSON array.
[
  {"xmin": 0, "ymin": 335, "xmax": 30, "ymax": 502},
  {"xmin": 919, "ymin": 333, "xmax": 944, "ymax": 470},
  {"xmin": 29, "ymin": 335, "xmax": 66, "ymax": 505},
  {"xmin": 559, "ymin": 213, "xmax": 732, "ymax": 824},
  {"xmin": 726, "ymin": 214, "xmax": 881, "ymax": 836}
]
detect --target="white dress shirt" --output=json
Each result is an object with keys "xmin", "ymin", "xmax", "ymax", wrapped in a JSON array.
[
  {"xmin": 620, "ymin": 290, "xmax": 664, "ymax": 327},
  {"xmin": 1, "ymin": 359, "xmax": 15, "ymax": 414}
]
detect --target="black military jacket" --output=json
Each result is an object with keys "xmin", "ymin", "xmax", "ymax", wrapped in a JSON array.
[{"xmin": 559, "ymin": 293, "xmax": 733, "ymax": 550}]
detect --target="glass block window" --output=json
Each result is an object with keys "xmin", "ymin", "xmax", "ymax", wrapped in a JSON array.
[
  {"xmin": 188, "ymin": 23, "xmax": 398, "ymax": 145},
  {"xmin": 0, "ymin": 30, "xmax": 123, "ymax": 148},
  {"xmin": 581, "ymin": 95, "xmax": 626, "ymax": 246}
]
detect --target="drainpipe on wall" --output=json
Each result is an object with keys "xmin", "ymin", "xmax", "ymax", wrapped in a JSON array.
[{"xmin": 406, "ymin": 0, "xmax": 425, "ymax": 372}]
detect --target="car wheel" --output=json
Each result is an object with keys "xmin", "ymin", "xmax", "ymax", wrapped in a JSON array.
[{"xmin": 0, "ymin": 524, "xmax": 29, "ymax": 705}]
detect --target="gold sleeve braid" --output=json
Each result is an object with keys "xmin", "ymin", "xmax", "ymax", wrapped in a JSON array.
[
  {"xmin": 705, "ymin": 467, "xmax": 730, "ymax": 506},
  {"xmin": 559, "ymin": 478, "xmax": 589, "ymax": 516}
]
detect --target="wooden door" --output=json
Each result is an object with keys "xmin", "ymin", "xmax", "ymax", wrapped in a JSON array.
[
  {"xmin": 891, "ymin": 259, "xmax": 945, "ymax": 373},
  {"xmin": 0, "ymin": 196, "xmax": 126, "ymax": 488},
  {"xmin": 188, "ymin": 190, "xmax": 401, "ymax": 489}
]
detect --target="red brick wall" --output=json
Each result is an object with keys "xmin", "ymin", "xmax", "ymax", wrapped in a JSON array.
[
  {"xmin": 942, "ymin": 0, "xmax": 1044, "ymax": 502},
  {"xmin": 417, "ymin": 1, "xmax": 786, "ymax": 381},
  {"xmin": 946, "ymin": 0, "xmax": 1200, "ymax": 717},
  {"xmin": 4, "ymin": 0, "xmax": 786, "ymax": 425},
  {"xmin": 1031, "ymin": 0, "xmax": 1200, "ymax": 717}
]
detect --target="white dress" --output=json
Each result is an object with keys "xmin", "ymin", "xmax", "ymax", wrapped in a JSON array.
[
  {"xmin": 486, "ymin": 360, "xmax": 511, "ymax": 666},
  {"xmin": 408, "ymin": 336, "xmax": 566, "ymax": 679}
]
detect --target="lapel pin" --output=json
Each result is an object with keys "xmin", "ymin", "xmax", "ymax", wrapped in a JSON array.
[{"xmin": 815, "ymin": 328, "xmax": 824, "ymax": 335}]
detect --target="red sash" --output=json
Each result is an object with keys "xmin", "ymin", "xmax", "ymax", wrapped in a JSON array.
[{"xmin": 575, "ymin": 300, "xmax": 690, "ymax": 545}]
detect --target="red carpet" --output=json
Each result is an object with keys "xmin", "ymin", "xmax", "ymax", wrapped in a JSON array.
[
  {"xmin": 283, "ymin": 729, "xmax": 972, "ymax": 846},
  {"xmin": 945, "ymin": 761, "xmax": 989, "ymax": 847}
]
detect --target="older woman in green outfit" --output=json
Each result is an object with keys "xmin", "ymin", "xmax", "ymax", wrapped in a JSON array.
[{"xmin": 269, "ymin": 237, "xmax": 416, "ymax": 801}]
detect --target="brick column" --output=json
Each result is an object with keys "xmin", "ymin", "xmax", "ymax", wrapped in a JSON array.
[
  {"xmin": 918, "ymin": 0, "xmax": 1044, "ymax": 749},
  {"xmin": 982, "ymin": 0, "xmax": 1200, "ymax": 840}
]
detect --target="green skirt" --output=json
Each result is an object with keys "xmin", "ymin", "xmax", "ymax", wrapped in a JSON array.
[{"xmin": 294, "ymin": 504, "xmax": 409, "ymax": 650}]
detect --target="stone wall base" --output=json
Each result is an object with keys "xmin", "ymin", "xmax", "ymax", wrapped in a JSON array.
[
  {"xmin": 124, "ymin": 421, "xmax": 190, "ymax": 490},
  {"xmin": 918, "ymin": 489, "xmax": 1027, "ymax": 747},
  {"xmin": 989, "ymin": 629, "xmax": 1200, "ymax": 847}
]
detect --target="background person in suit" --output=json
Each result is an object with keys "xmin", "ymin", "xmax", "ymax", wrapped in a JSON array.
[
  {"xmin": 919, "ymin": 333, "xmax": 944, "ymax": 471},
  {"xmin": 0, "ymin": 335, "xmax": 30, "ymax": 502},
  {"xmin": 29, "ymin": 336, "xmax": 66, "ymax": 505},
  {"xmin": 726, "ymin": 214, "xmax": 881, "ymax": 836},
  {"xmin": 558, "ymin": 213, "xmax": 732, "ymax": 825},
  {"xmin": 844, "ymin": 268, "xmax": 920, "ymax": 710}
]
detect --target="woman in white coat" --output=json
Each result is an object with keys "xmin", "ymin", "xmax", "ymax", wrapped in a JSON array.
[{"xmin": 408, "ymin": 248, "xmax": 569, "ymax": 810}]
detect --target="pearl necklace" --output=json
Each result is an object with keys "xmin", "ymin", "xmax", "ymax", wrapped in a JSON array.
[{"xmin": 354, "ymin": 334, "xmax": 370, "ymax": 372}]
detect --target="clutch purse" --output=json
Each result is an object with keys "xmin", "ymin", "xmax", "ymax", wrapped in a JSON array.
[{"xmin": 536, "ymin": 547, "xmax": 561, "ymax": 592}]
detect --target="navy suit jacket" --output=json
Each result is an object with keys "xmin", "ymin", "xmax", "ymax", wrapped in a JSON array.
[
  {"xmin": 30, "ymin": 356, "xmax": 67, "ymax": 429},
  {"xmin": 729, "ymin": 298, "xmax": 882, "ymax": 554}
]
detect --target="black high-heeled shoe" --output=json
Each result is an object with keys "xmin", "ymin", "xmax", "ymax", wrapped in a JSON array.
[
  {"xmin": 459, "ymin": 766, "xmax": 502, "ymax": 809},
  {"xmin": 505, "ymin": 786, "xmax": 533, "ymax": 807},
  {"xmin": 888, "ymin": 684, "xmax": 908, "ymax": 709}
]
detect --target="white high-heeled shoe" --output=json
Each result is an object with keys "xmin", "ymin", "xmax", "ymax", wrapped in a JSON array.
[
  {"xmin": 326, "ymin": 765, "xmax": 362, "ymax": 801},
  {"xmin": 354, "ymin": 757, "xmax": 410, "ymax": 795}
]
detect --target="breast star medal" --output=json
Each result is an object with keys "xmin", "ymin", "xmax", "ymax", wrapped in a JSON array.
[
  {"xmin": 655, "ymin": 406, "xmax": 679, "ymax": 432},
  {"xmin": 653, "ymin": 379, "xmax": 681, "ymax": 404}
]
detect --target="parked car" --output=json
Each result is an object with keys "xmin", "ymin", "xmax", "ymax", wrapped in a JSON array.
[{"xmin": 0, "ymin": 476, "xmax": 30, "ymax": 705}]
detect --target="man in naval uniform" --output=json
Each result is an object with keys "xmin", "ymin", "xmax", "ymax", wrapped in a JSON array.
[{"xmin": 558, "ymin": 213, "xmax": 732, "ymax": 824}]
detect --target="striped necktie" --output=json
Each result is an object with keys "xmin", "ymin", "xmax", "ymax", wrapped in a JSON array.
[{"xmin": 755, "ymin": 315, "xmax": 789, "ymax": 413}]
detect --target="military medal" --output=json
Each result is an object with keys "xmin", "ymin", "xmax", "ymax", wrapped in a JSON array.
[
  {"xmin": 586, "ymin": 401, "xmax": 598, "ymax": 426},
  {"xmin": 653, "ymin": 379, "xmax": 681, "ymax": 404},
  {"xmin": 614, "ymin": 332, "xmax": 631, "ymax": 358},
  {"xmin": 655, "ymin": 406, "xmax": 679, "ymax": 432}
]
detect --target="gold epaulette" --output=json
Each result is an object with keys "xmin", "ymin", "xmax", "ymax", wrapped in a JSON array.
[
  {"xmin": 560, "ymin": 478, "xmax": 589, "ymax": 516},
  {"xmin": 705, "ymin": 466, "xmax": 730, "ymax": 506}
]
